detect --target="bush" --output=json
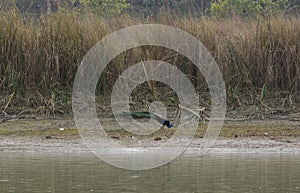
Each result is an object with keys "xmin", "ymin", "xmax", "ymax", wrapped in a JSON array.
[
  {"xmin": 71, "ymin": 0, "xmax": 129, "ymax": 16},
  {"xmin": 209, "ymin": 0, "xmax": 288, "ymax": 18}
]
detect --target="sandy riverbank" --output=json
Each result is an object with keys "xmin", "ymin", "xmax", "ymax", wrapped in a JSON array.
[
  {"xmin": 0, "ymin": 118, "xmax": 299, "ymax": 153},
  {"xmin": 0, "ymin": 136, "xmax": 300, "ymax": 154}
]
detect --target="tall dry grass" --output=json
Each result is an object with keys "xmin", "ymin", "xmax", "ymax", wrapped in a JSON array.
[{"xmin": 0, "ymin": 10, "xmax": 299, "ymax": 113}]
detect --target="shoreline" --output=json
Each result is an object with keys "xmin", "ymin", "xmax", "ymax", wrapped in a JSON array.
[
  {"xmin": 1, "ymin": 136, "xmax": 299, "ymax": 154},
  {"xmin": 0, "ymin": 118, "xmax": 299, "ymax": 153}
]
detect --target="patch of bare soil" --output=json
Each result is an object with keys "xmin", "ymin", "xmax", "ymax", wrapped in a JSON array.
[{"xmin": 0, "ymin": 114, "xmax": 299, "ymax": 153}]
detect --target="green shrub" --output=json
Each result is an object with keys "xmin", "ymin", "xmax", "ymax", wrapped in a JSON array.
[
  {"xmin": 210, "ymin": 0, "xmax": 288, "ymax": 18},
  {"xmin": 71, "ymin": 0, "xmax": 129, "ymax": 16}
]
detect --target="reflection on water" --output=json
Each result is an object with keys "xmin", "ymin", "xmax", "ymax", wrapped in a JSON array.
[{"xmin": 0, "ymin": 152, "xmax": 299, "ymax": 193}]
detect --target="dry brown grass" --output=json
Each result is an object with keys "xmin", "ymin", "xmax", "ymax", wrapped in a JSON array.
[{"xmin": 0, "ymin": 11, "xmax": 299, "ymax": 114}]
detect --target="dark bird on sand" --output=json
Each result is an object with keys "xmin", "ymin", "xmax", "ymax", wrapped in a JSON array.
[{"xmin": 124, "ymin": 111, "xmax": 173, "ymax": 129}]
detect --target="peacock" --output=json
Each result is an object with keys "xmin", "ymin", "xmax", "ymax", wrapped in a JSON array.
[{"xmin": 124, "ymin": 111, "xmax": 173, "ymax": 131}]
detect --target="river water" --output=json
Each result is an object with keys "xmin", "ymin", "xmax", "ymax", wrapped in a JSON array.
[{"xmin": 0, "ymin": 153, "xmax": 299, "ymax": 192}]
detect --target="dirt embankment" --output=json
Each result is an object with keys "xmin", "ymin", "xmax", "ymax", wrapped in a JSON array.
[{"xmin": 0, "ymin": 115, "xmax": 299, "ymax": 153}]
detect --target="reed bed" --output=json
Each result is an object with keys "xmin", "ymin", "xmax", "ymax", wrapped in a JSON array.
[{"xmin": 0, "ymin": 10, "xmax": 299, "ymax": 114}]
